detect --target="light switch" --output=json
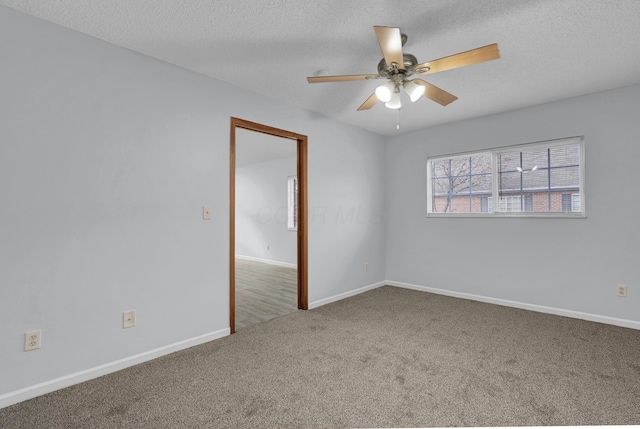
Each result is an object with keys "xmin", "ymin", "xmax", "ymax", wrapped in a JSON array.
[
  {"xmin": 123, "ymin": 310, "xmax": 136, "ymax": 328},
  {"xmin": 203, "ymin": 206, "xmax": 212, "ymax": 220}
]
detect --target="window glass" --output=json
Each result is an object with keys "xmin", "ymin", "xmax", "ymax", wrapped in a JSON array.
[
  {"xmin": 497, "ymin": 143, "xmax": 581, "ymax": 213},
  {"xmin": 429, "ymin": 153, "xmax": 492, "ymax": 213},
  {"xmin": 427, "ymin": 137, "xmax": 584, "ymax": 217}
]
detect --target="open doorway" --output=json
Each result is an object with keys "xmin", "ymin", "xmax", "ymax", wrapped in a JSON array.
[
  {"xmin": 235, "ymin": 130, "xmax": 296, "ymax": 329},
  {"xmin": 230, "ymin": 118, "xmax": 308, "ymax": 334}
]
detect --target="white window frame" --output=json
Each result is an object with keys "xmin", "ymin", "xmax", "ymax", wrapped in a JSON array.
[{"xmin": 426, "ymin": 136, "xmax": 586, "ymax": 218}]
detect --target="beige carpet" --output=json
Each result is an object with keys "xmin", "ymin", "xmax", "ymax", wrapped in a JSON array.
[{"xmin": 1, "ymin": 286, "xmax": 640, "ymax": 428}]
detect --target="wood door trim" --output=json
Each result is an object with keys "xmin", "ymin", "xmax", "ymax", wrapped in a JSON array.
[
  {"xmin": 296, "ymin": 135, "xmax": 308, "ymax": 310},
  {"xmin": 230, "ymin": 117, "xmax": 308, "ymax": 334}
]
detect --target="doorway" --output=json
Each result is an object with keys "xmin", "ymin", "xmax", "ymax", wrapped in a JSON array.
[{"xmin": 230, "ymin": 118, "xmax": 308, "ymax": 334}]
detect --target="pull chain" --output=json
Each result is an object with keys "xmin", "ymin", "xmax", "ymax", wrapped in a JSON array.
[{"xmin": 396, "ymin": 108, "xmax": 401, "ymax": 130}]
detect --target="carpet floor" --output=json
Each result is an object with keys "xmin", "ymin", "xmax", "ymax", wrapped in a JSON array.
[{"xmin": 1, "ymin": 286, "xmax": 639, "ymax": 428}]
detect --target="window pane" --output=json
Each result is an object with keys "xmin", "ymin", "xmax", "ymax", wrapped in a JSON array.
[
  {"xmin": 429, "ymin": 153, "xmax": 492, "ymax": 213},
  {"xmin": 497, "ymin": 143, "xmax": 581, "ymax": 213}
]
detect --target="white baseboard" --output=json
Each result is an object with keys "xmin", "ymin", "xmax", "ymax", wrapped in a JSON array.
[
  {"xmin": 6, "ymin": 281, "xmax": 636, "ymax": 410},
  {"xmin": 235, "ymin": 254, "xmax": 297, "ymax": 269},
  {"xmin": 309, "ymin": 281, "xmax": 387, "ymax": 309},
  {"xmin": 387, "ymin": 280, "xmax": 640, "ymax": 330},
  {"xmin": 0, "ymin": 328, "xmax": 230, "ymax": 409}
]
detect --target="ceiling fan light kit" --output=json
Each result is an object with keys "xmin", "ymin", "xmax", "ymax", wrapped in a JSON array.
[
  {"xmin": 404, "ymin": 79, "xmax": 426, "ymax": 102},
  {"xmin": 375, "ymin": 81, "xmax": 395, "ymax": 102},
  {"xmin": 307, "ymin": 25, "xmax": 500, "ymax": 116},
  {"xmin": 385, "ymin": 90, "xmax": 402, "ymax": 110}
]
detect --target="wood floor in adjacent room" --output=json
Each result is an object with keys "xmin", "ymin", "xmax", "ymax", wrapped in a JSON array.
[{"xmin": 234, "ymin": 257, "xmax": 298, "ymax": 330}]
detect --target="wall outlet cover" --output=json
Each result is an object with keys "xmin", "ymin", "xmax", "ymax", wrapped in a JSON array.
[{"xmin": 24, "ymin": 330, "xmax": 41, "ymax": 351}]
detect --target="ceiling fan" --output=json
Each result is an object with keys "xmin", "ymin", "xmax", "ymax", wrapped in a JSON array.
[{"xmin": 307, "ymin": 26, "xmax": 500, "ymax": 111}]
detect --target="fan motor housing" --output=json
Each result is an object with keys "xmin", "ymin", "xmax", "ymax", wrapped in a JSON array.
[{"xmin": 377, "ymin": 53, "xmax": 419, "ymax": 78}]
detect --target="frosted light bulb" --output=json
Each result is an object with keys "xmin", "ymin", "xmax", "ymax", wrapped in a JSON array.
[
  {"xmin": 404, "ymin": 80, "xmax": 425, "ymax": 102},
  {"xmin": 375, "ymin": 82, "xmax": 395, "ymax": 103},
  {"xmin": 385, "ymin": 91, "xmax": 402, "ymax": 109}
]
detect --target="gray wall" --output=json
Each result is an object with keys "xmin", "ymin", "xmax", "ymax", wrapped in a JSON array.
[
  {"xmin": 4, "ymin": 1, "xmax": 638, "ymax": 405},
  {"xmin": 0, "ymin": 6, "xmax": 387, "ymax": 398},
  {"xmin": 386, "ymin": 84, "xmax": 640, "ymax": 323},
  {"xmin": 236, "ymin": 157, "xmax": 297, "ymax": 265}
]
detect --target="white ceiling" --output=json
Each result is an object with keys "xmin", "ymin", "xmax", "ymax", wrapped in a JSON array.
[{"xmin": 3, "ymin": 0, "xmax": 640, "ymax": 137}]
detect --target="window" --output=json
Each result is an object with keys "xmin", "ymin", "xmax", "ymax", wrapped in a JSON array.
[
  {"xmin": 427, "ymin": 137, "xmax": 585, "ymax": 217},
  {"xmin": 488, "ymin": 195, "xmax": 533, "ymax": 213},
  {"xmin": 562, "ymin": 194, "xmax": 572, "ymax": 212},
  {"xmin": 571, "ymin": 194, "xmax": 581, "ymax": 212},
  {"xmin": 562, "ymin": 193, "xmax": 581, "ymax": 212},
  {"xmin": 287, "ymin": 176, "xmax": 298, "ymax": 230},
  {"xmin": 429, "ymin": 152, "xmax": 492, "ymax": 214}
]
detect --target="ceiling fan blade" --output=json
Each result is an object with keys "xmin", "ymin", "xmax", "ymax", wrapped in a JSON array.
[
  {"xmin": 374, "ymin": 26, "xmax": 404, "ymax": 70},
  {"xmin": 415, "ymin": 43, "xmax": 500, "ymax": 75},
  {"xmin": 413, "ymin": 79, "xmax": 458, "ymax": 106},
  {"xmin": 307, "ymin": 74, "xmax": 379, "ymax": 83},
  {"xmin": 357, "ymin": 93, "xmax": 378, "ymax": 111}
]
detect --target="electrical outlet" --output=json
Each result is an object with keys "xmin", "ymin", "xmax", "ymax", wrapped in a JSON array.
[
  {"xmin": 365, "ymin": 262, "xmax": 369, "ymax": 271},
  {"xmin": 617, "ymin": 284, "xmax": 627, "ymax": 297},
  {"xmin": 123, "ymin": 310, "xmax": 136, "ymax": 328},
  {"xmin": 202, "ymin": 206, "xmax": 212, "ymax": 220},
  {"xmin": 24, "ymin": 330, "xmax": 41, "ymax": 351}
]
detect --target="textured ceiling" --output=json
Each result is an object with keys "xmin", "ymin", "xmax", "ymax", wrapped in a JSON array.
[{"xmin": 2, "ymin": 0, "xmax": 640, "ymax": 136}]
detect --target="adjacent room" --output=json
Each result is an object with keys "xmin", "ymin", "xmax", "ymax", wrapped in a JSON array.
[
  {"xmin": 1, "ymin": 1, "xmax": 639, "ymax": 427},
  {"xmin": 234, "ymin": 128, "xmax": 299, "ymax": 330}
]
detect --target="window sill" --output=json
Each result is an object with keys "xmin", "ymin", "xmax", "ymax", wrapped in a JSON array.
[{"xmin": 426, "ymin": 212, "xmax": 587, "ymax": 219}]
